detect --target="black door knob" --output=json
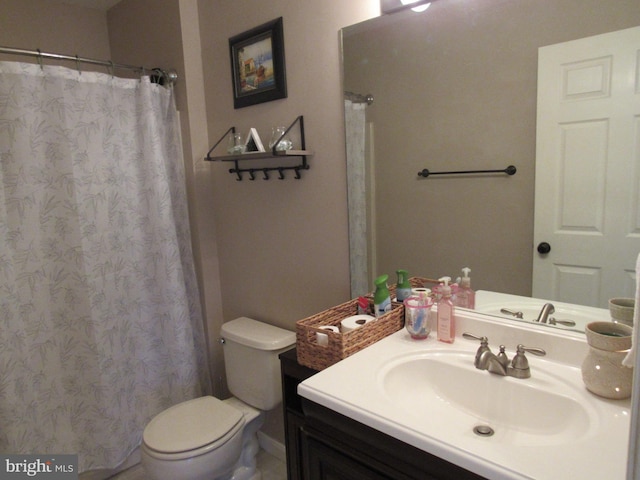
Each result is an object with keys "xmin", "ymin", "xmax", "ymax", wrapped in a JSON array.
[{"xmin": 537, "ymin": 242, "xmax": 551, "ymax": 254}]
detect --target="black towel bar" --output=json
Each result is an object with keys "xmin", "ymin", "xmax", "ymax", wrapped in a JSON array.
[{"xmin": 418, "ymin": 165, "xmax": 517, "ymax": 178}]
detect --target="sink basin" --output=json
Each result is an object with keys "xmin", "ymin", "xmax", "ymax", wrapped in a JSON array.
[
  {"xmin": 379, "ymin": 350, "xmax": 594, "ymax": 446},
  {"xmin": 475, "ymin": 290, "xmax": 610, "ymax": 331},
  {"xmin": 299, "ymin": 309, "xmax": 630, "ymax": 479}
]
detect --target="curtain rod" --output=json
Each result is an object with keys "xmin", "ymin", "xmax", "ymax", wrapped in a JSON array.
[
  {"xmin": 344, "ymin": 91, "xmax": 374, "ymax": 105},
  {"xmin": 0, "ymin": 45, "xmax": 178, "ymax": 85}
]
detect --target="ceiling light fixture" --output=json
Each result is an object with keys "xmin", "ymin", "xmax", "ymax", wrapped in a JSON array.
[
  {"xmin": 381, "ymin": 0, "xmax": 433, "ymax": 14},
  {"xmin": 401, "ymin": 0, "xmax": 431, "ymax": 12}
]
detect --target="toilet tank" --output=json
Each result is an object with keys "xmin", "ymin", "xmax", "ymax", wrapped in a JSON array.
[{"xmin": 221, "ymin": 317, "xmax": 296, "ymax": 410}]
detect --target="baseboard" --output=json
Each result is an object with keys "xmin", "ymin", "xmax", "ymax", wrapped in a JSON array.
[{"xmin": 257, "ymin": 431, "xmax": 286, "ymax": 462}]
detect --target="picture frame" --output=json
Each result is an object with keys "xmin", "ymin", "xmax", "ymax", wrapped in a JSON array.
[{"xmin": 229, "ymin": 17, "xmax": 287, "ymax": 109}]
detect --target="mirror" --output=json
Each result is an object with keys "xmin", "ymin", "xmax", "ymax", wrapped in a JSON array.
[{"xmin": 342, "ymin": 0, "xmax": 640, "ymax": 328}]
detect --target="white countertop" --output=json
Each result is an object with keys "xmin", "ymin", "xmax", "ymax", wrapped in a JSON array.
[{"xmin": 298, "ymin": 311, "xmax": 630, "ymax": 480}]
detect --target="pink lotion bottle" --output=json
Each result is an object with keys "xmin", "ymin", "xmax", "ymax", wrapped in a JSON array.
[{"xmin": 437, "ymin": 276, "xmax": 455, "ymax": 343}]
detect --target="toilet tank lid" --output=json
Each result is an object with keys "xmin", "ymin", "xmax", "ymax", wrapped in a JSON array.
[{"xmin": 221, "ymin": 317, "xmax": 296, "ymax": 350}]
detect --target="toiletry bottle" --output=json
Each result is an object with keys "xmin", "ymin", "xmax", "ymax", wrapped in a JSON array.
[
  {"xmin": 395, "ymin": 269, "xmax": 412, "ymax": 302},
  {"xmin": 450, "ymin": 281, "xmax": 459, "ymax": 307},
  {"xmin": 357, "ymin": 296, "xmax": 370, "ymax": 315},
  {"xmin": 437, "ymin": 276, "xmax": 455, "ymax": 343},
  {"xmin": 455, "ymin": 267, "xmax": 476, "ymax": 309},
  {"xmin": 373, "ymin": 274, "xmax": 392, "ymax": 317}
]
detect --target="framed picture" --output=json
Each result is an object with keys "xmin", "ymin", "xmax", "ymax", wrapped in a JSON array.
[{"xmin": 229, "ymin": 17, "xmax": 287, "ymax": 109}]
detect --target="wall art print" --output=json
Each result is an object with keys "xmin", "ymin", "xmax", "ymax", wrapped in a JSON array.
[{"xmin": 229, "ymin": 17, "xmax": 287, "ymax": 109}]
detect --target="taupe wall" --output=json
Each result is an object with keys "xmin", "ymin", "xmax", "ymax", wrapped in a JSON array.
[
  {"xmin": 198, "ymin": 0, "xmax": 378, "ymax": 332},
  {"xmin": 0, "ymin": 0, "xmax": 110, "ymax": 60}
]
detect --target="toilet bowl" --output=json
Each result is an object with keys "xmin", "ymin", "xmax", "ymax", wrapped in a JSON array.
[{"xmin": 141, "ymin": 317, "xmax": 295, "ymax": 480}]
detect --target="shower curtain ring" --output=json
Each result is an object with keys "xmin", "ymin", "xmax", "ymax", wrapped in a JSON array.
[
  {"xmin": 36, "ymin": 49, "xmax": 43, "ymax": 70},
  {"xmin": 75, "ymin": 55, "xmax": 81, "ymax": 75}
]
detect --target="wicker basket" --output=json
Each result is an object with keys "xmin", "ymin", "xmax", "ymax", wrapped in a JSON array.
[{"xmin": 296, "ymin": 297, "xmax": 404, "ymax": 371}]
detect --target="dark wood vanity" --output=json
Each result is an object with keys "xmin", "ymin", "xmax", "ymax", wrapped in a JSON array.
[{"xmin": 280, "ymin": 348, "xmax": 487, "ymax": 480}]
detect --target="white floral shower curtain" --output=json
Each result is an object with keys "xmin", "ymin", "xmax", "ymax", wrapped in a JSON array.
[
  {"xmin": 345, "ymin": 99, "xmax": 369, "ymax": 296},
  {"xmin": 0, "ymin": 61, "xmax": 211, "ymax": 471}
]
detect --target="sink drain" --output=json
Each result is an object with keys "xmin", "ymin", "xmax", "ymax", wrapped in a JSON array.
[{"xmin": 473, "ymin": 425, "xmax": 495, "ymax": 437}]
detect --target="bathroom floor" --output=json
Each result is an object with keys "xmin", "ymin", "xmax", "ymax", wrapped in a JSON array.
[{"xmin": 108, "ymin": 449, "xmax": 287, "ymax": 480}]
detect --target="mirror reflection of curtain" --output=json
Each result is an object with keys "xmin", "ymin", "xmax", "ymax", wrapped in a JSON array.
[
  {"xmin": 345, "ymin": 99, "xmax": 369, "ymax": 296},
  {"xmin": 0, "ymin": 61, "xmax": 211, "ymax": 472}
]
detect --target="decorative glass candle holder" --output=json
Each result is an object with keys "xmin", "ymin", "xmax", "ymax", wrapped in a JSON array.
[
  {"xmin": 404, "ymin": 295, "xmax": 434, "ymax": 340},
  {"xmin": 227, "ymin": 132, "xmax": 246, "ymax": 154},
  {"xmin": 268, "ymin": 126, "xmax": 293, "ymax": 151}
]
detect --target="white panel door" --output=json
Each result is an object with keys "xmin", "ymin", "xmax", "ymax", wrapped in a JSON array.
[{"xmin": 533, "ymin": 26, "xmax": 640, "ymax": 308}]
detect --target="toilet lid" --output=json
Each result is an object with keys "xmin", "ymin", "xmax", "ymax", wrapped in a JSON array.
[{"xmin": 143, "ymin": 396, "xmax": 243, "ymax": 453}]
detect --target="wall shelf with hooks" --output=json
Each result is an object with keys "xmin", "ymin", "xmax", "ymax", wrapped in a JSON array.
[{"xmin": 205, "ymin": 115, "xmax": 313, "ymax": 181}]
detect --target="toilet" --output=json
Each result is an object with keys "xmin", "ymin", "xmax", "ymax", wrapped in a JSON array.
[{"xmin": 141, "ymin": 317, "xmax": 296, "ymax": 480}]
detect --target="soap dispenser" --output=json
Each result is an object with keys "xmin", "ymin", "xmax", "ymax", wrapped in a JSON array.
[
  {"xmin": 437, "ymin": 276, "xmax": 455, "ymax": 343},
  {"xmin": 455, "ymin": 267, "xmax": 476, "ymax": 309},
  {"xmin": 395, "ymin": 269, "xmax": 411, "ymax": 302},
  {"xmin": 373, "ymin": 274, "xmax": 392, "ymax": 317}
]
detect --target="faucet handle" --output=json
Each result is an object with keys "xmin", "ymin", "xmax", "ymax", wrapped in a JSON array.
[
  {"xmin": 463, "ymin": 333, "xmax": 491, "ymax": 369},
  {"xmin": 462, "ymin": 332, "xmax": 488, "ymax": 344},
  {"xmin": 519, "ymin": 345, "xmax": 546, "ymax": 357},
  {"xmin": 510, "ymin": 344, "xmax": 546, "ymax": 378}
]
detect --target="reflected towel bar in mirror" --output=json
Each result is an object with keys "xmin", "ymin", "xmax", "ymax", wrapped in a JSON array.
[{"xmin": 417, "ymin": 165, "xmax": 517, "ymax": 178}]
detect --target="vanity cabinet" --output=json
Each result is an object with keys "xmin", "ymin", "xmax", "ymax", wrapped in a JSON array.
[
  {"xmin": 280, "ymin": 348, "xmax": 318, "ymax": 480},
  {"xmin": 280, "ymin": 348, "xmax": 486, "ymax": 480},
  {"xmin": 301, "ymin": 400, "xmax": 486, "ymax": 480}
]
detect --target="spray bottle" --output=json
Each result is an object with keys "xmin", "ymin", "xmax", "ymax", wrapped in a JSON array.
[
  {"xmin": 373, "ymin": 274, "xmax": 392, "ymax": 317},
  {"xmin": 395, "ymin": 269, "xmax": 412, "ymax": 302}
]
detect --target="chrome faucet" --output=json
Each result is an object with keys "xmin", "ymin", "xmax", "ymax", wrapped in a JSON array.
[
  {"xmin": 476, "ymin": 348, "xmax": 508, "ymax": 375},
  {"xmin": 535, "ymin": 303, "xmax": 555, "ymax": 323},
  {"xmin": 463, "ymin": 333, "xmax": 546, "ymax": 379},
  {"xmin": 501, "ymin": 303, "xmax": 576, "ymax": 327}
]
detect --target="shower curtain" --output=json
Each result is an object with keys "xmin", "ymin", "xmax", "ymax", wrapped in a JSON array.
[
  {"xmin": 345, "ymin": 99, "xmax": 369, "ymax": 296},
  {"xmin": 0, "ymin": 61, "xmax": 211, "ymax": 471}
]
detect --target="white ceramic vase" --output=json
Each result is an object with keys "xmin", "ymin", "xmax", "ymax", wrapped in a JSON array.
[{"xmin": 581, "ymin": 321, "xmax": 633, "ymax": 400}]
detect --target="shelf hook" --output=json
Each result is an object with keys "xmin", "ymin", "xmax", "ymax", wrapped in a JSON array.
[
  {"xmin": 278, "ymin": 168, "xmax": 285, "ymax": 180},
  {"xmin": 248, "ymin": 169, "xmax": 256, "ymax": 181},
  {"xmin": 262, "ymin": 169, "xmax": 270, "ymax": 180},
  {"xmin": 230, "ymin": 168, "xmax": 242, "ymax": 181},
  {"xmin": 294, "ymin": 167, "xmax": 302, "ymax": 180}
]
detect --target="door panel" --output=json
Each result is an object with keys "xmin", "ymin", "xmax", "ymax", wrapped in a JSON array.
[{"xmin": 534, "ymin": 26, "xmax": 640, "ymax": 307}]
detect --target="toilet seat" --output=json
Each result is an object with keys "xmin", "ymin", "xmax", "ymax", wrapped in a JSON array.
[{"xmin": 142, "ymin": 396, "xmax": 244, "ymax": 461}]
